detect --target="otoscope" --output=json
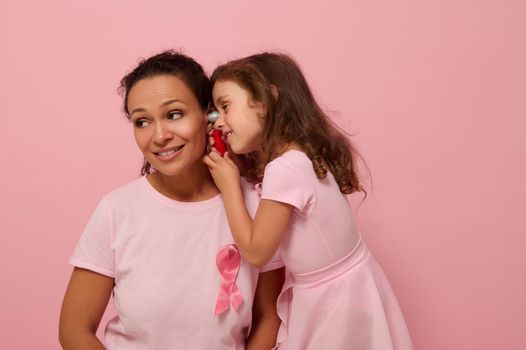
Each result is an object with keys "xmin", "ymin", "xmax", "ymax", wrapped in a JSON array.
[{"xmin": 207, "ymin": 111, "xmax": 227, "ymax": 156}]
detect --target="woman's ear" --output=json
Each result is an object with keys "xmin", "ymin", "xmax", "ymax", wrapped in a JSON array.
[{"xmin": 203, "ymin": 103, "xmax": 212, "ymax": 125}]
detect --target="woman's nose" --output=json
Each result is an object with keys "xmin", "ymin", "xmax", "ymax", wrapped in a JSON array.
[{"xmin": 154, "ymin": 121, "xmax": 174, "ymax": 144}]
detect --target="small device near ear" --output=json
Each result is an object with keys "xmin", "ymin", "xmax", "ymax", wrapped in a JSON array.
[
  {"xmin": 212, "ymin": 130, "xmax": 227, "ymax": 156},
  {"xmin": 207, "ymin": 111, "xmax": 226, "ymax": 156},
  {"xmin": 208, "ymin": 111, "xmax": 219, "ymax": 124}
]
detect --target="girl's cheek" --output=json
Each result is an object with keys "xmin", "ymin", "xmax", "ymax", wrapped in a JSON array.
[{"xmin": 224, "ymin": 111, "xmax": 233, "ymax": 125}]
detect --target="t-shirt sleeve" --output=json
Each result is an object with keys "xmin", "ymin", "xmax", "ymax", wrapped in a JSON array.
[
  {"xmin": 260, "ymin": 160, "xmax": 316, "ymax": 215},
  {"xmin": 69, "ymin": 197, "xmax": 115, "ymax": 278}
]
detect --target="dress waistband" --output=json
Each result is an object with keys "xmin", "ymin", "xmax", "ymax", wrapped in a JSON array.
[{"xmin": 289, "ymin": 235, "xmax": 369, "ymax": 287}]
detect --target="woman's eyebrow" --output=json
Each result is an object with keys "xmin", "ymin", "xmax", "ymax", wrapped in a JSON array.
[
  {"xmin": 130, "ymin": 99, "xmax": 186, "ymax": 116},
  {"xmin": 130, "ymin": 107, "xmax": 146, "ymax": 116},
  {"xmin": 161, "ymin": 99, "xmax": 187, "ymax": 107}
]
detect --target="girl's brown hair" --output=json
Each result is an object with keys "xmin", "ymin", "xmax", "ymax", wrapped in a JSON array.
[{"xmin": 211, "ymin": 52, "xmax": 365, "ymax": 195}]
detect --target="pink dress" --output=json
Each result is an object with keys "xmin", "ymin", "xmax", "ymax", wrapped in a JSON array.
[{"xmin": 260, "ymin": 150, "xmax": 413, "ymax": 350}]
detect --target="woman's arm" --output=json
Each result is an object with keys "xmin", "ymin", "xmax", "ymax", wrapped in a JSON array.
[
  {"xmin": 204, "ymin": 151, "xmax": 293, "ymax": 267},
  {"xmin": 246, "ymin": 268, "xmax": 285, "ymax": 350},
  {"xmin": 59, "ymin": 267, "xmax": 114, "ymax": 350}
]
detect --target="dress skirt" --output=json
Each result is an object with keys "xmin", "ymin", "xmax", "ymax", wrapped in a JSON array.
[{"xmin": 274, "ymin": 237, "xmax": 413, "ymax": 350}]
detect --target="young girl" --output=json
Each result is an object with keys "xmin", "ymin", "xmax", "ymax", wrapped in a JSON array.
[{"xmin": 203, "ymin": 52, "xmax": 413, "ymax": 349}]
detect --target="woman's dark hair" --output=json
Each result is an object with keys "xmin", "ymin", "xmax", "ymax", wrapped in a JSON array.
[
  {"xmin": 119, "ymin": 50, "xmax": 211, "ymax": 175},
  {"xmin": 211, "ymin": 52, "xmax": 365, "ymax": 195}
]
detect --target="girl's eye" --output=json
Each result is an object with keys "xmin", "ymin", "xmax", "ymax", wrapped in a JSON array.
[
  {"xmin": 134, "ymin": 119, "xmax": 150, "ymax": 128},
  {"xmin": 168, "ymin": 111, "xmax": 183, "ymax": 120},
  {"xmin": 221, "ymin": 104, "xmax": 229, "ymax": 112}
]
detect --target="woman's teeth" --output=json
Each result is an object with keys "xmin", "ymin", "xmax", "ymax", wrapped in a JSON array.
[
  {"xmin": 156, "ymin": 145, "xmax": 184, "ymax": 155},
  {"xmin": 158, "ymin": 149, "xmax": 175, "ymax": 156}
]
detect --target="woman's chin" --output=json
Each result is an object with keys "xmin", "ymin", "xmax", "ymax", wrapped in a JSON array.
[{"xmin": 147, "ymin": 161, "xmax": 181, "ymax": 177}]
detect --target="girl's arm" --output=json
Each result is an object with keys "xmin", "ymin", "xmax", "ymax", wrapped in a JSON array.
[
  {"xmin": 203, "ymin": 151, "xmax": 293, "ymax": 267},
  {"xmin": 59, "ymin": 267, "xmax": 114, "ymax": 350},
  {"xmin": 221, "ymin": 186, "xmax": 293, "ymax": 267},
  {"xmin": 246, "ymin": 268, "xmax": 285, "ymax": 349}
]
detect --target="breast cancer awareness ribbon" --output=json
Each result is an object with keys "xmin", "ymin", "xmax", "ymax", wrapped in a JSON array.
[{"xmin": 215, "ymin": 244, "xmax": 244, "ymax": 315}]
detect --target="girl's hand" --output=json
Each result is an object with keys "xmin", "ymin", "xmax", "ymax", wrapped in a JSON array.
[{"xmin": 203, "ymin": 151, "xmax": 241, "ymax": 193}]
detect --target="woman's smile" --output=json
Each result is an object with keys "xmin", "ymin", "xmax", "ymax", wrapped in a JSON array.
[{"xmin": 153, "ymin": 144, "xmax": 185, "ymax": 162}]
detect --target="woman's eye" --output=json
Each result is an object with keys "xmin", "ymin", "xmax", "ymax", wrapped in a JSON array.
[
  {"xmin": 168, "ymin": 111, "xmax": 183, "ymax": 120},
  {"xmin": 222, "ymin": 104, "xmax": 229, "ymax": 112},
  {"xmin": 134, "ymin": 119, "xmax": 150, "ymax": 128}
]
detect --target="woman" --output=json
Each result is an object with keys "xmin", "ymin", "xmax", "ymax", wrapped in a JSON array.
[{"xmin": 59, "ymin": 50, "xmax": 284, "ymax": 350}]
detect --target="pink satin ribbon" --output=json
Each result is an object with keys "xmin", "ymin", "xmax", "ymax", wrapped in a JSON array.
[{"xmin": 215, "ymin": 244, "xmax": 244, "ymax": 315}]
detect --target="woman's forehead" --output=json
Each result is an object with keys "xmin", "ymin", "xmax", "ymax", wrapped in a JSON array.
[{"xmin": 128, "ymin": 75, "xmax": 197, "ymax": 107}]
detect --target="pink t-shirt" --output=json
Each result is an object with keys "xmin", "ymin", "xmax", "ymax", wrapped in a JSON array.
[
  {"xmin": 260, "ymin": 150, "xmax": 361, "ymax": 274},
  {"xmin": 70, "ymin": 176, "xmax": 282, "ymax": 350}
]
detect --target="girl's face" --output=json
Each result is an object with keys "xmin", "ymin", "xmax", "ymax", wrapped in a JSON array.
[
  {"xmin": 127, "ymin": 75, "xmax": 208, "ymax": 177},
  {"xmin": 212, "ymin": 80, "xmax": 265, "ymax": 154}
]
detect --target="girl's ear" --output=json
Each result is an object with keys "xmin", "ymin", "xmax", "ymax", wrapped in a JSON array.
[{"xmin": 270, "ymin": 84, "xmax": 279, "ymax": 100}]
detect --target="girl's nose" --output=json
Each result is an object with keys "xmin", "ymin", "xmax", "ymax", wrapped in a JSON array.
[
  {"xmin": 154, "ymin": 121, "xmax": 174, "ymax": 145},
  {"xmin": 214, "ymin": 111, "xmax": 226, "ymax": 130}
]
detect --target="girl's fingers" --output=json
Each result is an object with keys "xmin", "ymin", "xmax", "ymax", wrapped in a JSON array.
[
  {"xmin": 204, "ymin": 149, "xmax": 235, "ymax": 169},
  {"xmin": 208, "ymin": 150, "xmax": 223, "ymax": 162},
  {"xmin": 203, "ymin": 148, "xmax": 223, "ymax": 168},
  {"xmin": 202, "ymin": 155, "xmax": 216, "ymax": 168}
]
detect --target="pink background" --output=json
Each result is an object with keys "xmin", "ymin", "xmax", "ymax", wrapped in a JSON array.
[{"xmin": 1, "ymin": 0, "xmax": 524, "ymax": 349}]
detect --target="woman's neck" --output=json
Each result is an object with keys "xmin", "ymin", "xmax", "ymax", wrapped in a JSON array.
[{"xmin": 147, "ymin": 161, "xmax": 219, "ymax": 202}]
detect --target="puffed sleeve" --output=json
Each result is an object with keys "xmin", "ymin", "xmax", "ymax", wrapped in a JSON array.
[
  {"xmin": 69, "ymin": 197, "xmax": 115, "ymax": 278},
  {"xmin": 260, "ymin": 160, "xmax": 316, "ymax": 215}
]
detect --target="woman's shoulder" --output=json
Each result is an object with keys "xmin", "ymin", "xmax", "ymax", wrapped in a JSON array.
[{"xmin": 100, "ymin": 176, "xmax": 147, "ymax": 208}]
